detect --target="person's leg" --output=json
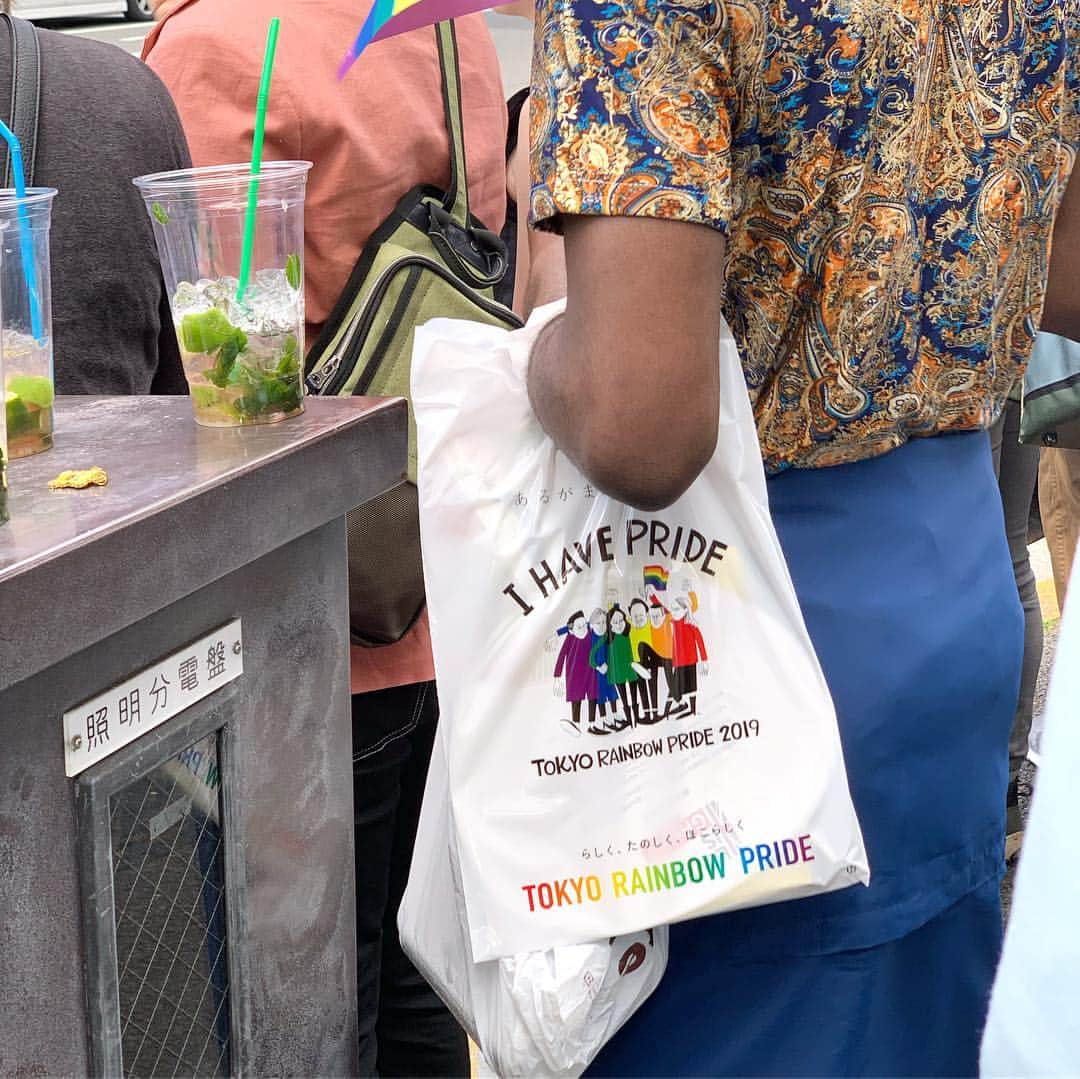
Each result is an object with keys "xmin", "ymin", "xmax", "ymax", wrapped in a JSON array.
[
  {"xmin": 1038, "ymin": 446, "xmax": 1080, "ymax": 608},
  {"xmin": 684, "ymin": 665, "xmax": 698, "ymax": 715},
  {"xmin": 669, "ymin": 665, "xmax": 684, "ymax": 705},
  {"xmin": 352, "ymin": 687, "xmax": 411, "ymax": 1076},
  {"xmin": 373, "ymin": 684, "xmax": 469, "ymax": 1077},
  {"xmin": 637, "ymin": 646, "xmax": 662, "ymax": 721},
  {"xmin": 588, "ymin": 879, "xmax": 1002, "ymax": 1077},
  {"xmin": 638, "ymin": 669, "xmax": 653, "ymax": 715},
  {"xmin": 602, "ymin": 682, "xmax": 620, "ymax": 727},
  {"xmin": 351, "ymin": 682, "xmax": 468, "ymax": 1078},
  {"xmin": 591, "ymin": 433, "xmax": 1017, "ymax": 1077},
  {"xmin": 666, "ymin": 662, "xmax": 689, "ymax": 717},
  {"xmin": 991, "ymin": 401, "xmax": 1042, "ymax": 787},
  {"xmin": 661, "ymin": 659, "xmax": 679, "ymax": 712},
  {"xmin": 768, "ymin": 431, "xmax": 1015, "ymax": 1065}
]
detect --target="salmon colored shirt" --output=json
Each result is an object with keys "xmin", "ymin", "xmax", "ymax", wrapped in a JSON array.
[{"xmin": 145, "ymin": 0, "xmax": 507, "ymax": 695}]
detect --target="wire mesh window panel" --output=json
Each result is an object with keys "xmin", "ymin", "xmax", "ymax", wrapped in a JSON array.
[{"xmin": 109, "ymin": 732, "xmax": 231, "ymax": 1078}]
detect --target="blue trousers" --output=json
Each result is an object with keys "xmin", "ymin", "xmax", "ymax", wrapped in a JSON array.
[{"xmin": 590, "ymin": 431, "xmax": 1022, "ymax": 1077}]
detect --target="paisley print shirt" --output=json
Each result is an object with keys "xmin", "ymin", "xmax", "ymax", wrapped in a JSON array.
[{"xmin": 529, "ymin": 0, "xmax": 1080, "ymax": 472}]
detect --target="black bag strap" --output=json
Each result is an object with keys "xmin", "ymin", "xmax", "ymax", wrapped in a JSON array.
[
  {"xmin": 0, "ymin": 13, "xmax": 41, "ymax": 188},
  {"xmin": 434, "ymin": 21, "xmax": 470, "ymax": 227}
]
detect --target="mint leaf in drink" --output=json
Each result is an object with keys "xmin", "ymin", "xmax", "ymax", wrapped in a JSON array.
[
  {"xmin": 6, "ymin": 391, "xmax": 31, "ymax": 438},
  {"xmin": 230, "ymin": 354, "xmax": 302, "ymax": 420},
  {"xmin": 277, "ymin": 334, "xmax": 299, "ymax": 377},
  {"xmin": 181, "ymin": 309, "xmax": 238, "ymax": 354},
  {"xmin": 207, "ymin": 330, "xmax": 248, "ymax": 388},
  {"xmin": 286, "ymin": 252, "xmax": 301, "ymax": 290},
  {"xmin": 232, "ymin": 363, "xmax": 272, "ymax": 418},
  {"xmin": 151, "ymin": 202, "xmax": 170, "ymax": 225}
]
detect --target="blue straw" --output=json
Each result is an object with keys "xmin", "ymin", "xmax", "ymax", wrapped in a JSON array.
[{"xmin": 0, "ymin": 119, "xmax": 44, "ymax": 342}]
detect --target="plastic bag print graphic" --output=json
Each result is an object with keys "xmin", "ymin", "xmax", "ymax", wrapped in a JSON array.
[
  {"xmin": 599, "ymin": 605, "xmax": 649, "ymax": 729},
  {"xmin": 411, "ymin": 302, "xmax": 869, "ymax": 961},
  {"xmin": 553, "ymin": 567, "xmax": 709, "ymax": 737},
  {"xmin": 553, "ymin": 611, "xmax": 594, "ymax": 733}
]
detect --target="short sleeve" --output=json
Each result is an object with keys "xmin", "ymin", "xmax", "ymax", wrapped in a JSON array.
[
  {"xmin": 1065, "ymin": 1, "xmax": 1080, "ymax": 154},
  {"xmin": 528, "ymin": 0, "xmax": 736, "ymax": 234},
  {"xmin": 1042, "ymin": 1, "xmax": 1080, "ymax": 236}
]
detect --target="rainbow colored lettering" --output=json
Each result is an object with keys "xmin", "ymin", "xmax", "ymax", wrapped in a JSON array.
[{"xmin": 520, "ymin": 834, "xmax": 817, "ymax": 912}]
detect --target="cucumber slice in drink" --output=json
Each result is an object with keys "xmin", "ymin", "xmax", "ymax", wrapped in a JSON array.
[{"xmin": 6, "ymin": 375, "xmax": 53, "ymax": 410}]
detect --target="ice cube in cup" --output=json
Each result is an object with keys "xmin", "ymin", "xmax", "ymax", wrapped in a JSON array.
[{"xmin": 176, "ymin": 270, "xmax": 303, "ymax": 427}]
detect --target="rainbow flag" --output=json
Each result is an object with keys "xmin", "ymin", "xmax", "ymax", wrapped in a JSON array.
[
  {"xmin": 339, "ymin": 0, "xmax": 495, "ymax": 79},
  {"xmin": 643, "ymin": 565, "xmax": 669, "ymax": 592}
]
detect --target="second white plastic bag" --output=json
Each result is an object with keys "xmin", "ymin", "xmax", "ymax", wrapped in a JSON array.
[{"xmin": 398, "ymin": 726, "xmax": 668, "ymax": 1078}]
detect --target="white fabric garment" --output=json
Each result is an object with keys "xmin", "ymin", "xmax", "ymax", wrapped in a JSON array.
[{"xmin": 981, "ymin": 556, "xmax": 1080, "ymax": 1075}]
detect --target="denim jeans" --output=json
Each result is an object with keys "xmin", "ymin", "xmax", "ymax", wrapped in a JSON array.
[
  {"xmin": 351, "ymin": 680, "xmax": 468, "ymax": 1077},
  {"xmin": 990, "ymin": 399, "xmax": 1042, "ymax": 780}
]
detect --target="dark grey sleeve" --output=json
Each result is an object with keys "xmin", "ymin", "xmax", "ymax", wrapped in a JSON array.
[
  {"xmin": 150, "ymin": 284, "xmax": 188, "ymax": 394},
  {"xmin": 147, "ymin": 71, "xmax": 193, "ymax": 392}
]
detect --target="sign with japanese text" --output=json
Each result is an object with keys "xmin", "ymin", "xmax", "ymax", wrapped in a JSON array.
[{"xmin": 62, "ymin": 619, "xmax": 243, "ymax": 777}]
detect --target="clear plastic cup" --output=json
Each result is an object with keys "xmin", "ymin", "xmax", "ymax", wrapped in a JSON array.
[
  {"xmin": 134, "ymin": 162, "xmax": 312, "ymax": 427},
  {"xmin": 0, "ymin": 294, "xmax": 7, "ymax": 528},
  {"xmin": 0, "ymin": 188, "xmax": 56, "ymax": 459}
]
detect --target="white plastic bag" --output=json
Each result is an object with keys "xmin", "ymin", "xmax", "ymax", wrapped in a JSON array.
[
  {"xmin": 411, "ymin": 300, "xmax": 868, "ymax": 962},
  {"xmin": 399, "ymin": 727, "xmax": 668, "ymax": 1078}
]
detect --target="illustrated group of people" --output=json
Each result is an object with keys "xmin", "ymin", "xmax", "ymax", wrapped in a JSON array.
[
  {"xmin": 23, "ymin": 0, "xmax": 1080, "ymax": 1070},
  {"xmin": 552, "ymin": 580, "xmax": 709, "ymax": 734}
]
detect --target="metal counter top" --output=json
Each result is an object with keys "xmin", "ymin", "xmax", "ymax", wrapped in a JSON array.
[{"xmin": 0, "ymin": 395, "xmax": 405, "ymax": 688}]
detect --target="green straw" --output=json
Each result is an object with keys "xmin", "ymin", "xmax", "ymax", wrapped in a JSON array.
[{"xmin": 236, "ymin": 16, "xmax": 281, "ymax": 304}]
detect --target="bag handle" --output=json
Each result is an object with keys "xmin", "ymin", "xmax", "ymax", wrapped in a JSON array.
[
  {"xmin": 0, "ymin": 13, "xmax": 41, "ymax": 188},
  {"xmin": 434, "ymin": 21, "xmax": 470, "ymax": 227}
]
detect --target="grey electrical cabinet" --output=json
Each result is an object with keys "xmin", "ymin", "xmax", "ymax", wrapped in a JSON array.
[{"xmin": 0, "ymin": 395, "xmax": 406, "ymax": 1077}]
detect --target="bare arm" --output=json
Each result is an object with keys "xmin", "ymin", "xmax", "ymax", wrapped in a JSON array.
[
  {"xmin": 507, "ymin": 100, "xmax": 566, "ymax": 317},
  {"xmin": 526, "ymin": 215, "xmax": 727, "ymax": 510},
  {"xmin": 1042, "ymin": 167, "xmax": 1080, "ymax": 341}
]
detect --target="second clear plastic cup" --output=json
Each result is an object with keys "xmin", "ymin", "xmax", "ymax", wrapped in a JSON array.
[
  {"xmin": 134, "ymin": 162, "xmax": 312, "ymax": 428},
  {"xmin": 0, "ymin": 188, "xmax": 56, "ymax": 459},
  {"xmin": 0, "ymin": 241, "xmax": 8, "ymax": 527}
]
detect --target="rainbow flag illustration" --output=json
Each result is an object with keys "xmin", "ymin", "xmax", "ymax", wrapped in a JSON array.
[
  {"xmin": 339, "ymin": 0, "xmax": 495, "ymax": 78},
  {"xmin": 643, "ymin": 565, "xmax": 669, "ymax": 592}
]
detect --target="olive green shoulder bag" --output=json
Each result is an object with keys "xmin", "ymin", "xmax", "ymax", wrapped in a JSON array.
[{"xmin": 305, "ymin": 20, "xmax": 522, "ymax": 646}]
